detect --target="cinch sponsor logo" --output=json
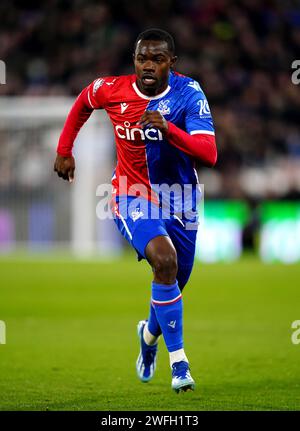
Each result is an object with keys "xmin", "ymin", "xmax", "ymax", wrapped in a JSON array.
[{"xmin": 114, "ymin": 121, "xmax": 163, "ymax": 141}]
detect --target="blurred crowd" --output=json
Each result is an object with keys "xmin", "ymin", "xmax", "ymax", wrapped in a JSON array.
[{"xmin": 1, "ymin": 0, "xmax": 300, "ymax": 199}]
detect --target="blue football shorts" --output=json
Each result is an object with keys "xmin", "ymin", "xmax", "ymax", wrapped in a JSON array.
[{"xmin": 112, "ymin": 195, "xmax": 199, "ymax": 290}]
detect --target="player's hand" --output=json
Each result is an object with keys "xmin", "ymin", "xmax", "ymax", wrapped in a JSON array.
[
  {"xmin": 53, "ymin": 154, "xmax": 75, "ymax": 182},
  {"xmin": 138, "ymin": 110, "xmax": 169, "ymax": 134}
]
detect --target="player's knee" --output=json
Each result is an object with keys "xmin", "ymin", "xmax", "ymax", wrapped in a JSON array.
[{"xmin": 153, "ymin": 250, "xmax": 178, "ymax": 284}]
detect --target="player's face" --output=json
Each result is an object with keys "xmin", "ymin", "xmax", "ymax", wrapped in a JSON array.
[{"xmin": 134, "ymin": 40, "xmax": 177, "ymax": 96}]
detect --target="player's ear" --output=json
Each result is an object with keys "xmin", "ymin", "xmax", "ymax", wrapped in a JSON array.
[{"xmin": 170, "ymin": 56, "xmax": 178, "ymax": 70}]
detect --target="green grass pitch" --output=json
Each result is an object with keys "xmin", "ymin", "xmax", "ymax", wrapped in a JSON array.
[{"xmin": 0, "ymin": 253, "xmax": 299, "ymax": 411}]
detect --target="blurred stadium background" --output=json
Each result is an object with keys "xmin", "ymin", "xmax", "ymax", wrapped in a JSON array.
[
  {"xmin": 0, "ymin": 0, "xmax": 300, "ymax": 262},
  {"xmin": 0, "ymin": 0, "xmax": 300, "ymax": 411}
]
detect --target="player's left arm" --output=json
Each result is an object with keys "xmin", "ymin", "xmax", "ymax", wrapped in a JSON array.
[{"xmin": 139, "ymin": 85, "xmax": 217, "ymax": 167}]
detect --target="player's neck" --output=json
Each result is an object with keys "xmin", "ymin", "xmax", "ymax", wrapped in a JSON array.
[{"xmin": 136, "ymin": 79, "xmax": 169, "ymax": 97}]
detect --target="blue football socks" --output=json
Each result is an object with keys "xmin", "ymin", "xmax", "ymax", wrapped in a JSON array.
[
  {"xmin": 151, "ymin": 281, "xmax": 183, "ymax": 352},
  {"xmin": 147, "ymin": 303, "xmax": 162, "ymax": 338}
]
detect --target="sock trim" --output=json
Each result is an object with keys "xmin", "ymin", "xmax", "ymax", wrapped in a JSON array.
[
  {"xmin": 151, "ymin": 293, "xmax": 182, "ymax": 306},
  {"xmin": 169, "ymin": 349, "xmax": 189, "ymax": 367}
]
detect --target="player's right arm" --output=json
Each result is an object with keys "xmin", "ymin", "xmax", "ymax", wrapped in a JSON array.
[
  {"xmin": 138, "ymin": 80, "xmax": 217, "ymax": 167},
  {"xmin": 54, "ymin": 78, "xmax": 108, "ymax": 182},
  {"xmin": 169, "ymin": 81, "xmax": 217, "ymax": 167}
]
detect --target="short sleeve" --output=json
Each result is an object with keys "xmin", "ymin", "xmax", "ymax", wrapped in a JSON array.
[{"xmin": 184, "ymin": 80, "xmax": 215, "ymax": 136}]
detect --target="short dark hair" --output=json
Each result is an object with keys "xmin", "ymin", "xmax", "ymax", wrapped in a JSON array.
[{"xmin": 134, "ymin": 28, "xmax": 175, "ymax": 55}]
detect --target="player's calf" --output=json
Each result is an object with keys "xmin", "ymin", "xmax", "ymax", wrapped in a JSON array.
[{"xmin": 145, "ymin": 236, "xmax": 194, "ymax": 392}]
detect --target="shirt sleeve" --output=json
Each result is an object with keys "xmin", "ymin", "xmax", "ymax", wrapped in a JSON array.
[
  {"xmin": 164, "ymin": 79, "xmax": 217, "ymax": 166},
  {"xmin": 184, "ymin": 81, "xmax": 215, "ymax": 137},
  {"xmin": 166, "ymin": 122, "xmax": 217, "ymax": 166},
  {"xmin": 56, "ymin": 77, "xmax": 114, "ymax": 157},
  {"xmin": 83, "ymin": 78, "xmax": 108, "ymax": 109}
]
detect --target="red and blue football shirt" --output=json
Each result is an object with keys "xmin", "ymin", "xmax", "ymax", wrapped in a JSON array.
[{"xmin": 57, "ymin": 71, "xmax": 216, "ymax": 212}]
